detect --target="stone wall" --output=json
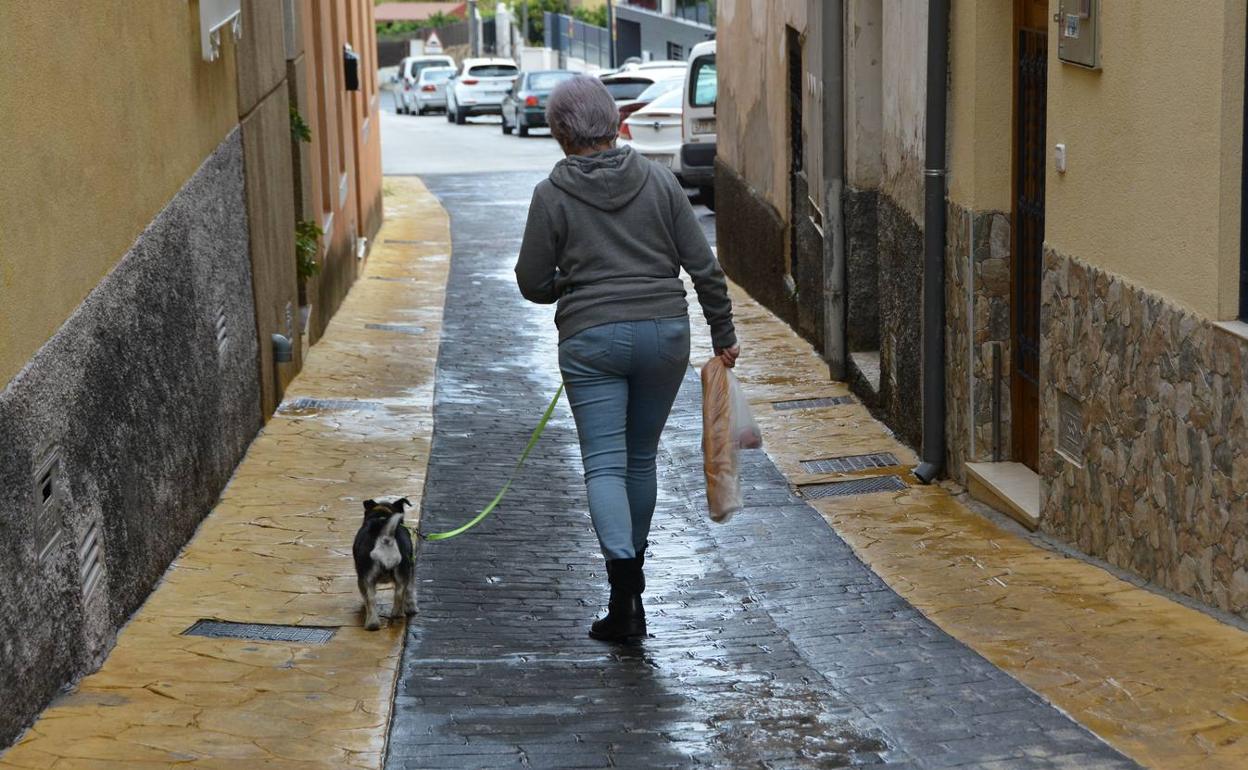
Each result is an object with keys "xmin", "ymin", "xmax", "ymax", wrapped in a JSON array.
[
  {"xmin": 945, "ymin": 201, "xmax": 1012, "ymax": 482},
  {"xmin": 0, "ymin": 130, "xmax": 261, "ymax": 745},
  {"xmin": 845, "ymin": 187, "xmax": 880, "ymax": 352},
  {"xmin": 874, "ymin": 193, "xmax": 924, "ymax": 450},
  {"xmin": 1041, "ymin": 247, "xmax": 1248, "ymax": 618}
]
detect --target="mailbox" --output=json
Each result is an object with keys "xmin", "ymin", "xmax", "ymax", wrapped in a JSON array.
[
  {"xmin": 343, "ymin": 44, "xmax": 360, "ymax": 91},
  {"xmin": 1057, "ymin": 0, "xmax": 1100, "ymax": 69}
]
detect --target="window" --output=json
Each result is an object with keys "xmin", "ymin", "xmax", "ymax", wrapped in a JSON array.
[
  {"xmin": 420, "ymin": 68, "xmax": 454, "ymax": 84},
  {"xmin": 528, "ymin": 71, "xmax": 575, "ymax": 90},
  {"xmin": 468, "ymin": 64, "xmax": 519, "ymax": 77},
  {"xmin": 602, "ymin": 78, "xmax": 651, "ymax": 100},
  {"xmin": 666, "ymin": 42, "xmax": 684, "ymax": 61},
  {"xmin": 689, "ymin": 54, "xmax": 716, "ymax": 107}
]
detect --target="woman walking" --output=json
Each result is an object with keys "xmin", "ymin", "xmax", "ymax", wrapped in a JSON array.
[{"xmin": 515, "ymin": 76, "xmax": 739, "ymax": 643}]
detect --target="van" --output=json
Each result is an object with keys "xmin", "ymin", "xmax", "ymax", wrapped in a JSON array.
[{"xmin": 680, "ymin": 40, "xmax": 717, "ymax": 210}]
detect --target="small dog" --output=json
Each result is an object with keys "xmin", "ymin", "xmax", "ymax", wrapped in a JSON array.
[{"xmin": 352, "ymin": 497, "xmax": 418, "ymax": 630}]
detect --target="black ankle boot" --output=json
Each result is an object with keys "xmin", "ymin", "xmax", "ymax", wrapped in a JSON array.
[{"xmin": 589, "ymin": 557, "xmax": 646, "ymax": 643}]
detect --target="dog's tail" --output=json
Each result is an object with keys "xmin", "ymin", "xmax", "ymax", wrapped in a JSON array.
[
  {"xmin": 381, "ymin": 512, "xmax": 404, "ymax": 540},
  {"xmin": 370, "ymin": 513, "xmax": 406, "ymax": 570}
]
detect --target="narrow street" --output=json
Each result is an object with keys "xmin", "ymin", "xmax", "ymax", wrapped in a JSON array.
[{"xmin": 378, "ymin": 114, "xmax": 1134, "ymax": 769}]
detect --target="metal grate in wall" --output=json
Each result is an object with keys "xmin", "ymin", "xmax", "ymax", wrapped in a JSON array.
[
  {"xmin": 79, "ymin": 522, "xmax": 104, "ymax": 601},
  {"xmin": 800, "ymin": 452, "xmax": 901, "ymax": 475},
  {"xmin": 215, "ymin": 304, "xmax": 229, "ymax": 356},
  {"xmin": 183, "ymin": 619, "xmax": 336, "ymax": 645},
  {"xmin": 798, "ymin": 475, "xmax": 908, "ymax": 499},
  {"xmin": 772, "ymin": 396, "xmax": 854, "ymax": 411},
  {"xmin": 34, "ymin": 448, "xmax": 64, "ymax": 565}
]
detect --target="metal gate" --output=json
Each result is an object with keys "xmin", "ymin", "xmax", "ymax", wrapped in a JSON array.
[{"xmin": 1013, "ymin": 26, "xmax": 1046, "ymax": 470}]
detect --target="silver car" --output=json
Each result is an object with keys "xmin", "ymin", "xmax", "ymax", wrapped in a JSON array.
[{"xmin": 410, "ymin": 67, "xmax": 455, "ymax": 115}]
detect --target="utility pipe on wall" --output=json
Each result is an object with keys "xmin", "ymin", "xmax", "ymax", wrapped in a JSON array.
[
  {"xmin": 914, "ymin": 0, "xmax": 950, "ymax": 485},
  {"xmin": 822, "ymin": 0, "xmax": 847, "ymax": 381}
]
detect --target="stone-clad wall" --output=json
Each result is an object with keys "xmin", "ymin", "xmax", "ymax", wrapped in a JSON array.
[
  {"xmin": 0, "ymin": 130, "xmax": 261, "ymax": 744},
  {"xmin": 1041, "ymin": 248, "xmax": 1248, "ymax": 617},
  {"xmin": 945, "ymin": 202, "xmax": 1012, "ymax": 482},
  {"xmin": 874, "ymin": 194, "xmax": 924, "ymax": 450},
  {"xmin": 845, "ymin": 187, "xmax": 880, "ymax": 352}
]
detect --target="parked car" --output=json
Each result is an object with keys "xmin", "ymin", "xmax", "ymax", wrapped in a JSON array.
[
  {"xmin": 619, "ymin": 88, "xmax": 685, "ymax": 181},
  {"xmin": 680, "ymin": 40, "xmax": 717, "ymax": 209},
  {"xmin": 617, "ymin": 75, "xmax": 684, "ymax": 127},
  {"xmin": 599, "ymin": 63, "xmax": 686, "ymax": 105},
  {"xmin": 446, "ymin": 58, "xmax": 520, "ymax": 125},
  {"xmin": 395, "ymin": 54, "xmax": 456, "ymax": 114},
  {"xmin": 501, "ymin": 70, "xmax": 575, "ymax": 137},
  {"xmin": 410, "ymin": 66, "xmax": 455, "ymax": 115}
]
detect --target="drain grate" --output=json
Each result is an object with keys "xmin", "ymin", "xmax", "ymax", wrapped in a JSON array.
[
  {"xmin": 365, "ymin": 323, "xmax": 426, "ymax": 335},
  {"xmin": 183, "ymin": 619, "xmax": 336, "ymax": 645},
  {"xmin": 280, "ymin": 398, "xmax": 385, "ymax": 412},
  {"xmin": 369, "ymin": 276, "xmax": 418, "ymax": 282},
  {"xmin": 801, "ymin": 452, "xmax": 901, "ymax": 474},
  {"xmin": 798, "ymin": 475, "xmax": 908, "ymax": 499},
  {"xmin": 772, "ymin": 396, "xmax": 854, "ymax": 411}
]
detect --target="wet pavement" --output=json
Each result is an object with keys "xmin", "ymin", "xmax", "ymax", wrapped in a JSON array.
[{"xmin": 384, "ymin": 171, "xmax": 1136, "ymax": 769}]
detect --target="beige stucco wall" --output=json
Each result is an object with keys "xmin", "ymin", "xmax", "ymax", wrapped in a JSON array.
[
  {"xmin": 880, "ymin": 0, "xmax": 927, "ymax": 223},
  {"xmin": 0, "ymin": 2, "xmax": 241, "ymax": 388},
  {"xmin": 1045, "ymin": 0, "xmax": 1245, "ymax": 320},
  {"xmin": 947, "ymin": 0, "xmax": 1012, "ymax": 213},
  {"xmin": 716, "ymin": 0, "xmax": 819, "ymax": 216},
  {"xmin": 845, "ymin": 0, "xmax": 882, "ymax": 190}
]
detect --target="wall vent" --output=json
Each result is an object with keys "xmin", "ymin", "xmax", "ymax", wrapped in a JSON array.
[
  {"xmin": 215, "ymin": 304, "xmax": 229, "ymax": 357},
  {"xmin": 79, "ymin": 523, "xmax": 104, "ymax": 602},
  {"xmin": 33, "ymin": 449, "xmax": 64, "ymax": 565}
]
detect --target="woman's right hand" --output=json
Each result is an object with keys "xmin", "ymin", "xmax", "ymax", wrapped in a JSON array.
[{"xmin": 715, "ymin": 345, "xmax": 740, "ymax": 368}]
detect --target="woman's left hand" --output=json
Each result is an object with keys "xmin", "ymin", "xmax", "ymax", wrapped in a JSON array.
[{"xmin": 715, "ymin": 345, "xmax": 740, "ymax": 368}]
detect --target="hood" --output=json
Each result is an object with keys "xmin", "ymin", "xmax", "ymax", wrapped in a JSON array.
[{"xmin": 548, "ymin": 146, "xmax": 650, "ymax": 212}]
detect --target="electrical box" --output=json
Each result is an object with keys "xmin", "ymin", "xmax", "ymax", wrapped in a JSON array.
[{"xmin": 1057, "ymin": 0, "xmax": 1100, "ymax": 69}]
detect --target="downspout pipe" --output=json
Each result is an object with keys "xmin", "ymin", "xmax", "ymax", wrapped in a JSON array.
[
  {"xmin": 822, "ymin": 0, "xmax": 847, "ymax": 381},
  {"xmin": 914, "ymin": 0, "xmax": 950, "ymax": 485}
]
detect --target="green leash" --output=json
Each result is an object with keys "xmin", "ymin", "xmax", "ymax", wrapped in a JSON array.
[{"xmin": 419, "ymin": 384, "xmax": 564, "ymax": 542}]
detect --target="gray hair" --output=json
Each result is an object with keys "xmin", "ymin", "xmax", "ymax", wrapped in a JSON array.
[{"xmin": 545, "ymin": 75, "xmax": 620, "ymax": 151}]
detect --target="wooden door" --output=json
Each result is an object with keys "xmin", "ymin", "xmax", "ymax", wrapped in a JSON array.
[{"xmin": 1012, "ymin": 1, "xmax": 1047, "ymax": 470}]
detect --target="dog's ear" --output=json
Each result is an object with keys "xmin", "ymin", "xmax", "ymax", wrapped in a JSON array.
[
  {"xmin": 393, "ymin": 497, "xmax": 411, "ymax": 512},
  {"xmin": 363, "ymin": 499, "xmax": 377, "ymax": 513}
]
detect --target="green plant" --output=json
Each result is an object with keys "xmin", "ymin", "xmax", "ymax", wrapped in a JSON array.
[
  {"xmin": 572, "ymin": 5, "xmax": 607, "ymax": 27},
  {"xmin": 296, "ymin": 220, "xmax": 323, "ymax": 281},
  {"xmin": 289, "ymin": 106, "xmax": 311, "ymax": 143}
]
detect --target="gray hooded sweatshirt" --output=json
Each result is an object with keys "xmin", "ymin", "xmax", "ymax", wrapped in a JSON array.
[{"xmin": 515, "ymin": 146, "xmax": 736, "ymax": 350}]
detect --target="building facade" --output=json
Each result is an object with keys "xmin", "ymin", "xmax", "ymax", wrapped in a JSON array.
[
  {"xmin": 614, "ymin": 0, "xmax": 715, "ymax": 63},
  {"xmin": 0, "ymin": 0, "xmax": 381, "ymax": 744},
  {"xmin": 717, "ymin": 0, "xmax": 1248, "ymax": 619}
]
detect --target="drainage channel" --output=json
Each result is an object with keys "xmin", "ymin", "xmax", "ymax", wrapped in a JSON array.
[
  {"xmin": 279, "ymin": 398, "xmax": 387, "ymax": 413},
  {"xmin": 798, "ymin": 475, "xmax": 909, "ymax": 499},
  {"xmin": 183, "ymin": 619, "xmax": 337, "ymax": 645},
  {"xmin": 771, "ymin": 396, "xmax": 854, "ymax": 411},
  {"xmin": 800, "ymin": 452, "xmax": 901, "ymax": 474},
  {"xmin": 365, "ymin": 323, "xmax": 426, "ymax": 335}
]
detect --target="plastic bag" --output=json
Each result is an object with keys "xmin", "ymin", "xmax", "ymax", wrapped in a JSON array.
[{"xmin": 701, "ymin": 357, "xmax": 762, "ymax": 523}]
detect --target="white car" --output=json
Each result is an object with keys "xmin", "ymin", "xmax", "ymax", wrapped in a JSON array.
[
  {"xmin": 600, "ymin": 63, "xmax": 687, "ymax": 105},
  {"xmin": 620, "ymin": 88, "xmax": 684, "ymax": 181},
  {"xmin": 446, "ymin": 58, "xmax": 520, "ymax": 125},
  {"xmin": 680, "ymin": 40, "xmax": 717, "ymax": 209},
  {"xmin": 396, "ymin": 55, "xmax": 455, "ymax": 115},
  {"xmin": 411, "ymin": 66, "xmax": 455, "ymax": 115}
]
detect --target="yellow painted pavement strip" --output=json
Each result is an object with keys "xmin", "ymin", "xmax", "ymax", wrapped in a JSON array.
[
  {"xmin": 0, "ymin": 177, "xmax": 449, "ymax": 770},
  {"xmin": 689, "ymin": 279, "xmax": 1248, "ymax": 770}
]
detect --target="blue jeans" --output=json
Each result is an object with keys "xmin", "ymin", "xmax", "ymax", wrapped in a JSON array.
[{"xmin": 558, "ymin": 318, "xmax": 690, "ymax": 560}]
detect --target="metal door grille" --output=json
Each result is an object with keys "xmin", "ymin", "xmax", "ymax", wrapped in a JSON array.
[{"xmin": 1015, "ymin": 29, "xmax": 1047, "ymax": 389}]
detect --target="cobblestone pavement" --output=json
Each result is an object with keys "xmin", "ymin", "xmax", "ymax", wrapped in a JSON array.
[{"xmin": 385, "ymin": 172, "xmax": 1136, "ymax": 769}]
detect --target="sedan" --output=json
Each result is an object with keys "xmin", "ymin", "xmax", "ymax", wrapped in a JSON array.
[
  {"xmin": 617, "ymin": 76, "xmax": 684, "ymax": 127},
  {"xmin": 501, "ymin": 70, "xmax": 575, "ymax": 137},
  {"xmin": 619, "ymin": 88, "xmax": 685, "ymax": 182},
  {"xmin": 410, "ymin": 66, "xmax": 455, "ymax": 115},
  {"xmin": 447, "ymin": 58, "xmax": 520, "ymax": 125}
]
